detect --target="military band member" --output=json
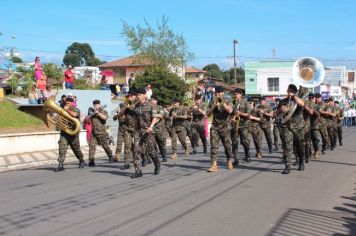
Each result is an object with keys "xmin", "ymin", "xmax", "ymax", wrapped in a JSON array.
[
  {"xmin": 318, "ymin": 96, "xmax": 332, "ymax": 153},
  {"xmin": 207, "ymin": 86, "xmax": 234, "ymax": 172},
  {"xmin": 325, "ymin": 97, "xmax": 336, "ymax": 150},
  {"xmin": 170, "ymin": 98, "xmax": 190, "ymax": 159},
  {"xmin": 277, "ymin": 84, "xmax": 305, "ymax": 174},
  {"xmin": 272, "ymin": 98, "xmax": 281, "ymax": 151},
  {"xmin": 131, "ymin": 88, "xmax": 161, "ymax": 178},
  {"xmin": 303, "ymin": 93, "xmax": 315, "ymax": 163},
  {"xmin": 150, "ymin": 94, "xmax": 167, "ymax": 162},
  {"xmin": 249, "ymin": 99, "xmax": 263, "ymax": 159},
  {"xmin": 88, "ymin": 100, "xmax": 114, "ymax": 166},
  {"xmin": 190, "ymin": 95, "xmax": 208, "ymax": 154},
  {"xmin": 115, "ymin": 90, "xmax": 137, "ymax": 170},
  {"xmin": 183, "ymin": 102, "xmax": 194, "ymax": 150},
  {"xmin": 309, "ymin": 93, "xmax": 321, "ymax": 159},
  {"xmin": 257, "ymin": 97, "xmax": 274, "ymax": 153},
  {"xmin": 113, "ymin": 103, "xmax": 126, "ymax": 162},
  {"xmin": 334, "ymin": 101, "xmax": 343, "ymax": 146},
  {"xmin": 231, "ymin": 88, "xmax": 251, "ymax": 165},
  {"xmin": 55, "ymin": 97, "xmax": 85, "ymax": 172}
]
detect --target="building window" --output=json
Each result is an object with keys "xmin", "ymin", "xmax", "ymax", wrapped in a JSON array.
[
  {"xmin": 268, "ymin": 77, "xmax": 279, "ymax": 92},
  {"xmin": 249, "ymin": 78, "xmax": 254, "ymax": 82}
]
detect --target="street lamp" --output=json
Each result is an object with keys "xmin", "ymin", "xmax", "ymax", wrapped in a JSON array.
[{"xmin": 233, "ymin": 39, "xmax": 239, "ymax": 84}]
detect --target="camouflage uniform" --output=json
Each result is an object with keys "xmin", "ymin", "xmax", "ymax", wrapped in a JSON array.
[
  {"xmin": 334, "ymin": 107, "xmax": 343, "ymax": 145},
  {"xmin": 152, "ymin": 104, "xmax": 167, "ymax": 161},
  {"xmin": 318, "ymin": 102, "xmax": 331, "ymax": 153},
  {"xmin": 249, "ymin": 107, "xmax": 262, "ymax": 157},
  {"xmin": 257, "ymin": 103, "xmax": 273, "ymax": 152},
  {"xmin": 132, "ymin": 101, "xmax": 160, "ymax": 175},
  {"xmin": 326, "ymin": 105, "xmax": 336, "ymax": 149},
  {"xmin": 277, "ymin": 98, "xmax": 305, "ymax": 168},
  {"xmin": 58, "ymin": 107, "xmax": 84, "ymax": 164},
  {"xmin": 88, "ymin": 109, "xmax": 113, "ymax": 162},
  {"xmin": 114, "ymin": 105, "xmax": 126, "ymax": 158},
  {"xmin": 310, "ymin": 103, "xmax": 321, "ymax": 157},
  {"xmin": 191, "ymin": 103, "xmax": 207, "ymax": 153},
  {"xmin": 184, "ymin": 106, "xmax": 194, "ymax": 148},
  {"xmin": 303, "ymin": 100, "xmax": 314, "ymax": 162},
  {"xmin": 210, "ymin": 100, "xmax": 233, "ymax": 162},
  {"xmin": 231, "ymin": 98, "xmax": 251, "ymax": 163},
  {"xmin": 170, "ymin": 106, "xmax": 188, "ymax": 154},
  {"xmin": 117, "ymin": 104, "xmax": 136, "ymax": 168}
]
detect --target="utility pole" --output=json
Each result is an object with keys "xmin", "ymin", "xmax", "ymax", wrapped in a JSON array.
[
  {"xmin": 233, "ymin": 39, "xmax": 239, "ymax": 84},
  {"xmin": 272, "ymin": 48, "xmax": 276, "ymax": 58}
]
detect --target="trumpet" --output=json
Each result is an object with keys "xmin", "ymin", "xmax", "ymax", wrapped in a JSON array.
[{"xmin": 231, "ymin": 114, "xmax": 240, "ymax": 129}]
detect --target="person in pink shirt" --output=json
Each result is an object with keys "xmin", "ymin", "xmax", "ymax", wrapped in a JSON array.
[
  {"xmin": 63, "ymin": 65, "xmax": 75, "ymax": 89},
  {"xmin": 34, "ymin": 57, "xmax": 47, "ymax": 91}
]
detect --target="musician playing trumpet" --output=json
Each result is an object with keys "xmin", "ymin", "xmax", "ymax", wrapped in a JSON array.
[
  {"xmin": 55, "ymin": 97, "xmax": 85, "ymax": 172},
  {"xmin": 207, "ymin": 86, "xmax": 234, "ymax": 172},
  {"xmin": 277, "ymin": 84, "xmax": 305, "ymax": 174},
  {"xmin": 88, "ymin": 100, "xmax": 114, "ymax": 166}
]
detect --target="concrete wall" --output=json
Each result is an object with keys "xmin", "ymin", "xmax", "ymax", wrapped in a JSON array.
[{"xmin": 0, "ymin": 131, "xmax": 87, "ymax": 155}]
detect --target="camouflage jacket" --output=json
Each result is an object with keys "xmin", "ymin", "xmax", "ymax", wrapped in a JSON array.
[
  {"xmin": 91, "ymin": 109, "xmax": 109, "ymax": 135},
  {"xmin": 232, "ymin": 98, "xmax": 250, "ymax": 128}
]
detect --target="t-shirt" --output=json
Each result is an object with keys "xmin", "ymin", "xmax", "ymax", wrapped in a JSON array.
[{"xmin": 64, "ymin": 69, "xmax": 74, "ymax": 83}]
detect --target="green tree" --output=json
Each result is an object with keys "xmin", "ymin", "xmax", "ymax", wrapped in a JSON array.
[
  {"xmin": 222, "ymin": 67, "xmax": 245, "ymax": 84},
  {"xmin": 12, "ymin": 56, "xmax": 23, "ymax": 63},
  {"xmin": 202, "ymin": 64, "xmax": 223, "ymax": 78},
  {"xmin": 121, "ymin": 16, "xmax": 194, "ymax": 70},
  {"xmin": 132, "ymin": 67, "xmax": 188, "ymax": 105},
  {"xmin": 63, "ymin": 53, "xmax": 81, "ymax": 67},
  {"xmin": 87, "ymin": 57, "xmax": 102, "ymax": 66},
  {"xmin": 63, "ymin": 42, "xmax": 95, "ymax": 66},
  {"xmin": 43, "ymin": 63, "xmax": 63, "ymax": 84}
]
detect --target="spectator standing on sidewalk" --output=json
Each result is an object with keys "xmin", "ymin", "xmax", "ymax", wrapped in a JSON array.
[{"xmin": 63, "ymin": 65, "xmax": 75, "ymax": 89}]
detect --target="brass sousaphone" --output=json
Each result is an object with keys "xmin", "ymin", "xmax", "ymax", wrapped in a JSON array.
[
  {"xmin": 44, "ymin": 96, "xmax": 81, "ymax": 135},
  {"xmin": 275, "ymin": 57, "xmax": 325, "ymax": 125}
]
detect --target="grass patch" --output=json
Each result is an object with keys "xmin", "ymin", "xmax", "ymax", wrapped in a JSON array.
[{"xmin": 0, "ymin": 101, "xmax": 43, "ymax": 128}]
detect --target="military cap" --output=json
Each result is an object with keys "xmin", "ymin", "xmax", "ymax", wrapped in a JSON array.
[
  {"xmin": 287, "ymin": 84, "xmax": 298, "ymax": 92},
  {"xmin": 234, "ymin": 87, "xmax": 243, "ymax": 94},
  {"xmin": 93, "ymin": 99, "xmax": 101, "ymax": 105},
  {"xmin": 315, "ymin": 93, "xmax": 322, "ymax": 98},
  {"xmin": 215, "ymin": 86, "xmax": 224, "ymax": 93},
  {"xmin": 136, "ymin": 88, "xmax": 147, "ymax": 94}
]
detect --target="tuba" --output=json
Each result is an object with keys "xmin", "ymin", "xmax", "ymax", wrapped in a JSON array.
[
  {"xmin": 276, "ymin": 57, "xmax": 325, "ymax": 125},
  {"xmin": 44, "ymin": 96, "xmax": 81, "ymax": 135}
]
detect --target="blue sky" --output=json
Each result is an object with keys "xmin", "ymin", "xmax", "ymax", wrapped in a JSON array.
[{"xmin": 1, "ymin": 0, "xmax": 356, "ymax": 69}]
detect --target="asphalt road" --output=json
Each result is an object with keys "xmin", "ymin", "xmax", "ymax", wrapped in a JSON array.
[{"xmin": 0, "ymin": 128, "xmax": 355, "ymax": 236}]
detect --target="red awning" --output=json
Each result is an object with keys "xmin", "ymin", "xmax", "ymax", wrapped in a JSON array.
[{"xmin": 100, "ymin": 70, "xmax": 115, "ymax": 76}]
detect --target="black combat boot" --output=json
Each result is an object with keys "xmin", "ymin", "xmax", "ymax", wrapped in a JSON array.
[
  {"xmin": 120, "ymin": 163, "xmax": 130, "ymax": 170},
  {"xmin": 339, "ymin": 140, "xmax": 343, "ymax": 146},
  {"xmin": 274, "ymin": 145, "xmax": 279, "ymax": 151},
  {"xmin": 162, "ymin": 155, "xmax": 167, "ymax": 162},
  {"xmin": 244, "ymin": 148, "xmax": 251, "ymax": 163},
  {"xmin": 203, "ymin": 142, "xmax": 207, "ymax": 153},
  {"xmin": 142, "ymin": 158, "xmax": 148, "ymax": 167},
  {"xmin": 108, "ymin": 155, "xmax": 113, "ymax": 163},
  {"xmin": 192, "ymin": 147, "xmax": 197, "ymax": 154},
  {"xmin": 55, "ymin": 162, "xmax": 65, "ymax": 172},
  {"xmin": 268, "ymin": 146, "xmax": 273, "ymax": 153},
  {"xmin": 298, "ymin": 161, "xmax": 305, "ymax": 171},
  {"xmin": 282, "ymin": 165, "xmax": 290, "ymax": 174},
  {"xmin": 305, "ymin": 149, "xmax": 310, "ymax": 163},
  {"xmin": 78, "ymin": 160, "xmax": 85, "ymax": 168},
  {"xmin": 154, "ymin": 165, "xmax": 161, "ymax": 175},
  {"xmin": 88, "ymin": 159, "xmax": 95, "ymax": 167},
  {"xmin": 131, "ymin": 169, "xmax": 143, "ymax": 179},
  {"xmin": 294, "ymin": 156, "xmax": 299, "ymax": 166}
]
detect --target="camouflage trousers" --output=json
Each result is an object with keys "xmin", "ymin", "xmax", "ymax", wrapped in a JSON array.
[
  {"xmin": 122, "ymin": 129, "xmax": 135, "ymax": 165},
  {"xmin": 210, "ymin": 127, "xmax": 233, "ymax": 162},
  {"xmin": 311, "ymin": 128, "xmax": 321, "ymax": 152},
  {"xmin": 279, "ymin": 126, "xmax": 304, "ymax": 165},
  {"xmin": 327, "ymin": 125, "xmax": 335, "ymax": 147},
  {"xmin": 250, "ymin": 126, "xmax": 262, "ymax": 154},
  {"xmin": 335, "ymin": 125, "xmax": 342, "ymax": 144},
  {"xmin": 273, "ymin": 124, "xmax": 279, "ymax": 147},
  {"xmin": 58, "ymin": 133, "xmax": 84, "ymax": 163},
  {"xmin": 261, "ymin": 124, "xmax": 273, "ymax": 150},
  {"xmin": 133, "ymin": 131, "xmax": 160, "ymax": 172},
  {"xmin": 154, "ymin": 129, "xmax": 167, "ymax": 160},
  {"xmin": 171, "ymin": 126, "xmax": 188, "ymax": 153},
  {"xmin": 191, "ymin": 124, "xmax": 207, "ymax": 148},
  {"xmin": 115, "ymin": 125, "xmax": 125, "ymax": 155},
  {"xmin": 319, "ymin": 125, "xmax": 330, "ymax": 150},
  {"xmin": 304, "ymin": 128, "xmax": 312, "ymax": 160},
  {"xmin": 89, "ymin": 133, "xmax": 113, "ymax": 160},
  {"xmin": 231, "ymin": 126, "xmax": 251, "ymax": 159},
  {"xmin": 185, "ymin": 123, "xmax": 194, "ymax": 148}
]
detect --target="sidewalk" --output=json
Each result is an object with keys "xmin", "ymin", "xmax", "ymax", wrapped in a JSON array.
[{"xmin": 0, "ymin": 145, "xmax": 109, "ymax": 173}]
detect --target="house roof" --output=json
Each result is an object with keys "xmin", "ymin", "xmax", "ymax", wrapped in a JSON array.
[
  {"xmin": 98, "ymin": 56, "xmax": 150, "ymax": 68},
  {"xmin": 185, "ymin": 67, "xmax": 207, "ymax": 74}
]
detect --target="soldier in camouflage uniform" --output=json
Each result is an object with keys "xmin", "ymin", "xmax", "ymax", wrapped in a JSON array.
[
  {"xmin": 326, "ymin": 97, "xmax": 336, "ymax": 150},
  {"xmin": 276, "ymin": 84, "xmax": 305, "ymax": 174},
  {"xmin": 115, "ymin": 90, "xmax": 137, "ymax": 170},
  {"xmin": 249, "ymin": 99, "xmax": 263, "ymax": 159},
  {"xmin": 272, "ymin": 98, "xmax": 281, "ymax": 151},
  {"xmin": 302, "ymin": 93, "xmax": 315, "ymax": 163},
  {"xmin": 150, "ymin": 94, "xmax": 167, "ymax": 162},
  {"xmin": 309, "ymin": 93, "xmax": 321, "ymax": 159},
  {"xmin": 183, "ymin": 102, "xmax": 194, "ymax": 149},
  {"xmin": 190, "ymin": 95, "xmax": 207, "ymax": 154},
  {"xmin": 333, "ymin": 101, "xmax": 343, "ymax": 146},
  {"xmin": 170, "ymin": 98, "xmax": 190, "ymax": 159},
  {"xmin": 55, "ymin": 97, "xmax": 85, "ymax": 172},
  {"xmin": 257, "ymin": 97, "xmax": 274, "ymax": 153},
  {"xmin": 130, "ymin": 88, "xmax": 161, "ymax": 178},
  {"xmin": 316, "ymin": 93, "xmax": 330, "ymax": 154},
  {"xmin": 88, "ymin": 100, "xmax": 114, "ymax": 166},
  {"xmin": 207, "ymin": 86, "xmax": 234, "ymax": 172},
  {"xmin": 231, "ymin": 87, "xmax": 251, "ymax": 165},
  {"xmin": 113, "ymin": 102, "xmax": 125, "ymax": 162}
]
